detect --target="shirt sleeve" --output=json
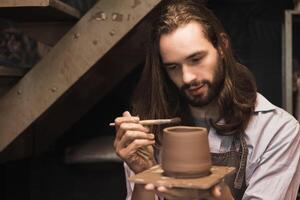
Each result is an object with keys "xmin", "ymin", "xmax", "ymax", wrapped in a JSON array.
[
  {"xmin": 123, "ymin": 162, "xmax": 161, "ymax": 200},
  {"xmin": 243, "ymin": 118, "xmax": 300, "ymax": 200},
  {"xmin": 124, "ymin": 162, "xmax": 134, "ymax": 200}
]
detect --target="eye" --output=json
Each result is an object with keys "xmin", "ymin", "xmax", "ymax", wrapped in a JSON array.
[
  {"xmin": 165, "ymin": 64, "xmax": 178, "ymax": 71},
  {"xmin": 189, "ymin": 57, "xmax": 201, "ymax": 65}
]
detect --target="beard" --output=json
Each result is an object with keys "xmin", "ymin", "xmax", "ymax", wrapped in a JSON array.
[{"xmin": 180, "ymin": 63, "xmax": 224, "ymax": 107}]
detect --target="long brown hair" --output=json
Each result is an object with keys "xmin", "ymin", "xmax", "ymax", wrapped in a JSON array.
[{"xmin": 132, "ymin": 0, "xmax": 257, "ymax": 141}]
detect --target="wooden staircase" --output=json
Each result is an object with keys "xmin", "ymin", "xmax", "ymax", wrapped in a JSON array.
[
  {"xmin": 0, "ymin": 0, "xmax": 161, "ymax": 162},
  {"xmin": 0, "ymin": 0, "xmax": 81, "ymax": 21}
]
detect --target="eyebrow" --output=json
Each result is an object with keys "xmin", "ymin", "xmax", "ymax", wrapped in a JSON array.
[
  {"xmin": 185, "ymin": 51, "xmax": 206, "ymax": 60},
  {"xmin": 162, "ymin": 51, "xmax": 206, "ymax": 66}
]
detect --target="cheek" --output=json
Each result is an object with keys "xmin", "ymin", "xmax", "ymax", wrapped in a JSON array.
[
  {"xmin": 167, "ymin": 71, "xmax": 182, "ymax": 88},
  {"xmin": 202, "ymin": 56, "xmax": 220, "ymax": 81}
]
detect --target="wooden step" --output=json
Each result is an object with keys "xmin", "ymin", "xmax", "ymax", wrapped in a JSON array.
[
  {"xmin": 0, "ymin": 0, "xmax": 161, "ymax": 162},
  {"xmin": 0, "ymin": 0, "xmax": 81, "ymax": 22},
  {"xmin": 0, "ymin": 65, "xmax": 28, "ymax": 96}
]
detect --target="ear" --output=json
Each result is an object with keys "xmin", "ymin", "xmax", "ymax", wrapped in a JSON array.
[{"xmin": 218, "ymin": 32, "xmax": 229, "ymax": 58}]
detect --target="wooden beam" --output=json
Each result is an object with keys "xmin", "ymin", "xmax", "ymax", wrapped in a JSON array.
[
  {"xmin": 0, "ymin": 0, "xmax": 81, "ymax": 21},
  {"xmin": 0, "ymin": 0, "xmax": 50, "ymax": 7},
  {"xmin": 49, "ymin": 0, "xmax": 81, "ymax": 19},
  {"xmin": 33, "ymin": 21, "xmax": 151, "ymax": 156},
  {"xmin": 0, "ymin": 0, "xmax": 161, "ymax": 154}
]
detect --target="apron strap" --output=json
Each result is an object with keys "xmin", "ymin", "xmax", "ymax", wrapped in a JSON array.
[{"xmin": 234, "ymin": 134, "xmax": 248, "ymax": 189}]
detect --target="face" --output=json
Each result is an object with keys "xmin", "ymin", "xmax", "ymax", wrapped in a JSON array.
[{"xmin": 159, "ymin": 21, "xmax": 224, "ymax": 107}]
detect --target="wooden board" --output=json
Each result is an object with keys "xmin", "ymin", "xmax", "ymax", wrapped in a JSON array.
[
  {"xmin": 0, "ymin": 0, "xmax": 50, "ymax": 7},
  {"xmin": 0, "ymin": 65, "xmax": 28, "ymax": 101},
  {"xmin": 129, "ymin": 165, "xmax": 236, "ymax": 189},
  {"xmin": 0, "ymin": 0, "xmax": 161, "ymax": 157},
  {"xmin": 0, "ymin": 65, "xmax": 27, "ymax": 77},
  {"xmin": 0, "ymin": 0, "xmax": 80, "ymax": 21}
]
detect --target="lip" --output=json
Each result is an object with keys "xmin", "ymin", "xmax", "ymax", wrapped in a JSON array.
[{"xmin": 186, "ymin": 84, "xmax": 206, "ymax": 96}]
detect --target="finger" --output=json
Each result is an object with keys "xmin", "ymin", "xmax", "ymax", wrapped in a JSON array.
[
  {"xmin": 114, "ymin": 111, "xmax": 139, "ymax": 128},
  {"xmin": 114, "ymin": 116, "xmax": 140, "ymax": 127},
  {"xmin": 119, "ymin": 130, "xmax": 154, "ymax": 148},
  {"xmin": 114, "ymin": 126, "xmax": 125, "ymax": 148},
  {"xmin": 145, "ymin": 184, "xmax": 155, "ymax": 190},
  {"xmin": 125, "ymin": 139, "xmax": 155, "ymax": 156},
  {"xmin": 212, "ymin": 184, "xmax": 222, "ymax": 197},
  {"xmin": 114, "ymin": 123, "xmax": 150, "ymax": 149},
  {"xmin": 116, "ymin": 138, "xmax": 154, "ymax": 160},
  {"xmin": 157, "ymin": 186, "xmax": 168, "ymax": 193},
  {"xmin": 123, "ymin": 111, "xmax": 132, "ymax": 117},
  {"xmin": 120, "ymin": 123, "xmax": 149, "ymax": 133},
  {"xmin": 211, "ymin": 181, "xmax": 225, "ymax": 197},
  {"xmin": 211, "ymin": 181, "xmax": 232, "ymax": 200},
  {"xmin": 116, "ymin": 123, "xmax": 149, "ymax": 142}
]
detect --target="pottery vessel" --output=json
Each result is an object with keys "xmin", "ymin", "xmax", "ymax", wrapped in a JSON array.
[{"xmin": 161, "ymin": 126, "xmax": 211, "ymax": 178}]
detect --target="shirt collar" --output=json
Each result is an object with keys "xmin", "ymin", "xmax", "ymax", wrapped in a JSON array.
[{"xmin": 254, "ymin": 93, "xmax": 276, "ymax": 112}]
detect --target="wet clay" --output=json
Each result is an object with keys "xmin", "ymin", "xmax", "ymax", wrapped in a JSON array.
[{"xmin": 162, "ymin": 126, "xmax": 212, "ymax": 178}]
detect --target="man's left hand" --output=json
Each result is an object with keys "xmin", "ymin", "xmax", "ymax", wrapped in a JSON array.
[{"xmin": 145, "ymin": 181, "xmax": 234, "ymax": 200}]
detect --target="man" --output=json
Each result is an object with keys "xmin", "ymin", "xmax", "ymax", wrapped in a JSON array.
[{"xmin": 113, "ymin": 1, "xmax": 300, "ymax": 199}]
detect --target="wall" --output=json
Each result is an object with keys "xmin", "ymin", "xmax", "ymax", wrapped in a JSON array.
[{"xmin": 208, "ymin": 0, "xmax": 294, "ymax": 106}]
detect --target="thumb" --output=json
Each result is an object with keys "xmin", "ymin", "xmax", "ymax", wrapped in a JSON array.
[
  {"xmin": 212, "ymin": 184, "xmax": 222, "ymax": 197},
  {"xmin": 211, "ymin": 181, "xmax": 234, "ymax": 200},
  {"xmin": 123, "ymin": 111, "xmax": 132, "ymax": 117}
]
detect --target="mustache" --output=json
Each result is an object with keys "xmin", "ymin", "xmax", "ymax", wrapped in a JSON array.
[{"xmin": 181, "ymin": 80, "xmax": 210, "ymax": 90}]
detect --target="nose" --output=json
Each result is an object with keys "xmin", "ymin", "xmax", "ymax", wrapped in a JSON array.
[{"xmin": 182, "ymin": 65, "xmax": 196, "ymax": 84}]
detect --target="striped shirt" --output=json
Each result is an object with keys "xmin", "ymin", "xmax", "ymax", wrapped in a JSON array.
[{"xmin": 124, "ymin": 93, "xmax": 300, "ymax": 200}]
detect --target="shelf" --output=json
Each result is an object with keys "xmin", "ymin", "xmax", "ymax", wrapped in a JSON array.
[
  {"xmin": 0, "ymin": 65, "xmax": 28, "ymax": 97},
  {"xmin": 0, "ymin": 0, "xmax": 81, "ymax": 22},
  {"xmin": 0, "ymin": 65, "xmax": 28, "ymax": 77}
]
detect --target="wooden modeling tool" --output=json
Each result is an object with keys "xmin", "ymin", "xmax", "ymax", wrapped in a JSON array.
[{"xmin": 109, "ymin": 117, "xmax": 181, "ymax": 126}]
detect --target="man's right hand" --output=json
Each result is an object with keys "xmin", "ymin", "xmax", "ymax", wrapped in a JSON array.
[{"xmin": 113, "ymin": 111, "xmax": 156, "ymax": 174}]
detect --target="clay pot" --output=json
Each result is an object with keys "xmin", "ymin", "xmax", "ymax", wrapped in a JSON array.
[{"xmin": 161, "ymin": 126, "xmax": 211, "ymax": 178}]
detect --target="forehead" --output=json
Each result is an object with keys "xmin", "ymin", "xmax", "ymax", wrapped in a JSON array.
[
  {"xmin": 162, "ymin": 20, "xmax": 208, "ymax": 40},
  {"xmin": 159, "ymin": 21, "xmax": 214, "ymax": 62}
]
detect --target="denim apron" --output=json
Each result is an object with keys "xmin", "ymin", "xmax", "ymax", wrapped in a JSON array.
[{"xmin": 211, "ymin": 134, "xmax": 248, "ymax": 200}]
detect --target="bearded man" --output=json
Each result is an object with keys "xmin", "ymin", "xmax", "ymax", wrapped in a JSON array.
[{"xmin": 113, "ymin": 1, "xmax": 300, "ymax": 199}]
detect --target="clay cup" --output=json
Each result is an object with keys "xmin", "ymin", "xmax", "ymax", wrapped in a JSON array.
[{"xmin": 161, "ymin": 126, "xmax": 212, "ymax": 178}]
